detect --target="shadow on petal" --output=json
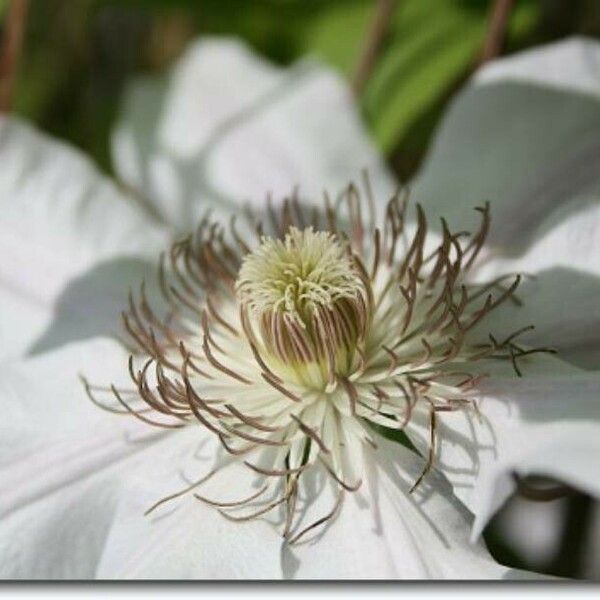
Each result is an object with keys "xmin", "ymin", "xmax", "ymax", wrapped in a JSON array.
[
  {"xmin": 413, "ymin": 82, "xmax": 600, "ymax": 254},
  {"xmin": 28, "ymin": 257, "xmax": 159, "ymax": 356},
  {"xmin": 480, "ymin": 266, "xmax": 600, "ymax": 370}
]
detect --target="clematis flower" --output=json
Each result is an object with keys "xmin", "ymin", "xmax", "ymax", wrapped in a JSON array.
[{"xmin": 0, "ymin": 36, "xmax": 599, "ymax": 580}]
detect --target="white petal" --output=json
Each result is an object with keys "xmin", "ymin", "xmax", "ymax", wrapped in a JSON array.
[
  {"xmin": 0, "ymin": 338, "xmax": 539, "ymax": 579},
  {"xmin": 410, "ymin": 38, "xmax": 600, "ymax": 368},
  {"xmin": 0, "ymin": 338, "xmax": 283, "ymax": 579},
  {"xmin": 0, "ymin": 117, "xmax": 168, "ymax": 359},
  {"xmin": 0, "ymin": 337, "xmax": 138, "ymax": 438},
  {"xmin": 95, "ymin": 443, "xmax": 283, "ymax": 579},
  {"xmin": 112, "ymin": 37, "xmax": 394, "ymax": 230},
  {"xmin": 411, "ymin": 38, "xmax": 600, "ymax": 251},
  {"xmin": 95, "ymin": 435, "xmax": 535, "ymax": 579},
  {"xmin": 405, "ymin": 356, "xmax": 600, "ymax": 541},
  {"xmin": 470, "ymin": 193, "xmax": 600, "ymax": 368},
  {"xmin": 475, "ymin": 36, "xmax": 600, "ymax": 97},
  {"xmin": 0, "ymin": 338, "xmax": 159, "ymax": 578},
  {"xmin": 0, "ymin": 427, "xmax": 168, "ymax": 579},
  {"xmin": 289, "ymin": 437, "xmax": 535, "ymax": 579},
  {"xmin": 476, "ymin": 269, "xmax": 600, "ymax": 371}
]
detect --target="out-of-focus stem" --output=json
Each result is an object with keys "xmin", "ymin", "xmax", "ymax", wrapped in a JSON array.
[
  {"xmin": 479, "ymin": 0, "xmax": 515, "ymax": 65},
  {"xmin": 0, "ymin": 0, "xmax": 29, "ymax": 112},
  {"xmin": 549, "ymin": 493, "xmax": 593, "ymax": 578},
  {"xmin": 351, "ymin": 0, "xmax": 399, "ymax": 96}
]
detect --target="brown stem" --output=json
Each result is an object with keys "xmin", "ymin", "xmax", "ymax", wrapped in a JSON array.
[
  {"xmin": 479, "ymin": 0, "xmax": 515, "ymax": 66},
  {"xmin": 351, "ymin": 0, "xmax": 399, "ymax": 96},
  {"xmin": 0, "ymin": 0, "xmax": 29, "ymax": 112}
]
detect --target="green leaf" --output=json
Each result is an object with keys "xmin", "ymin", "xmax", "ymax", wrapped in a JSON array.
[
  {"xmin": 362, "ymin": 1, "xmax": 484, "ymax": 153},
  {"xmin": 298, "ymin": 1, "xmax": 372, "ymax": 76},
  {"xmin": 11, "ymin": 0, "xmax": 540, "ymax": 175},
  {"xmin": 367, "ymin": 420, "xmax": 419, "ymax": 453},
  {"xmin": 362, "ymin": 0, "xmax": 540, "ymax": 155}
]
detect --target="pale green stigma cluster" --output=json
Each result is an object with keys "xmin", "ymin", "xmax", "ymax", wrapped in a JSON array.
[
  {"xmin": 236, "ymin": 227, "xmax": 364, "ymax": 330},
  {"xmin": 235, "ymin": 226, "xmax": 370, "ymax": 380}
]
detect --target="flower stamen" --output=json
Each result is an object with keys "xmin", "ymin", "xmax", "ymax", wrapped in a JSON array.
[{"xmin": 84, "ymin": 179, "xmax": 557, "ymax": 543}]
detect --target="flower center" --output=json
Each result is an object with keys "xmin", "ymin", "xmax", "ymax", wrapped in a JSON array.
[
  {"xmin": 236, "ymin": 227, "xmax": 372, "ymax": 387},
  {"xmin": 85, "ymin": 181, "xmax": 557, "ymax": 544}
]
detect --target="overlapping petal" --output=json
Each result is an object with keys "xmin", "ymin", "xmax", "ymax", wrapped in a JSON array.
[
  {"xmin": 112, "ymin": 37, "xmax": 395, "ymax": 231},
  {"xmin": 0, "ymin": 338, "xmax": 530, "ymax": 579},
  {"xmin": 0, "ymin": 118, "xmax": 168, "ymax": 360},
  {"xmin": 0, "ymin": 338, "xmax": 153, "ymax": 578},
  {"xmin": 411, "ymin": 38, "xmax": 600, "ymax": 368},
  {"xmin": 1, "ymin": 34, "xmax": 599, "ymax": 581},
  {"xmin": 404, "ymin": 354, "xmax": 600, "ymax": 540},
  {"xmin": 0, "ymin": 338, "xmax": 276, "ymax": 579},
  {"xmin": 412, "ymin": 38, "xmax": 600, "ymax": 247},
  {"xmin": 288, "ymin": 437, "xmax": 533, "ymax": 579}
]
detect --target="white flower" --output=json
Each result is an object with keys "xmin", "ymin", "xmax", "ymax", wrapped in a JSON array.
[{"xmin": 0, "ymin": 36, "xmax": 599, "ymax": 580}]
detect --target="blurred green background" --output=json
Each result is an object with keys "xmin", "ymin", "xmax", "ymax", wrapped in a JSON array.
[
  {"xmin": 2, "ymin": 0, "xmax": 600, "ymax": 580},
  {"xmin": 5, "ymin": 0, "xmax": 600, "ymax": 184}
]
